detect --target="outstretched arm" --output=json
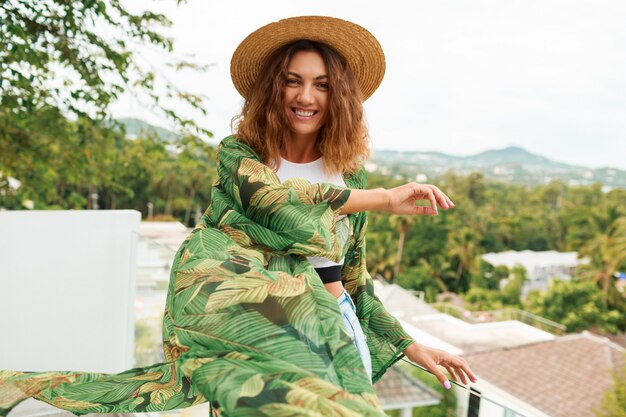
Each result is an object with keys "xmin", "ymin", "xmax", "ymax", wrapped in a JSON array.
[
  {"xmin": 341, "ymin": 174, "xmax": 476, "ymax": 389},
  {"xmin": 341, "ymin": 182, "xmax": 455, "ymax": 215}
]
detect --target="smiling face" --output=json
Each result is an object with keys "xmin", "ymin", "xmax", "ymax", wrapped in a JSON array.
[{"xmin": 283, "ymin": 50, "xmax": 329, "ymax": 142}]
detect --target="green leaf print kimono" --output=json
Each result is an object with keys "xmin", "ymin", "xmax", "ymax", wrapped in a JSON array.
[{"xmin": 0, "ymin": 136, "xmax": 415, "ymax": 417}]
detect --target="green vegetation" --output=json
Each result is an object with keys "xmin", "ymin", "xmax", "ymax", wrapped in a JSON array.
[
  {"xmin": 596, "ymin": 357, "xmax": 626, "ymax": 417},
  {"xmin": 366, "ymin": 171, "xmax": 626, "ymax": 334},
  {"xmin": 0, "ymin": 109, "xmax": 216, "ymax": 224},
  {"xmin": 0, "ymin": 0, "xmax": 214, "ymax": 223},
  {"xmin": 0, "ymin": 0, "xmax": 209, "ymax": 132},
  {"xmin": 525, "ymin": 280, "xmax": 625, "ymax": 334}
]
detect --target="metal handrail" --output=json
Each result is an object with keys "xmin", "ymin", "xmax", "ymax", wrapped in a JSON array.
[
  {"xmin": 431, "ymin": 302, "xmax": 567, "ymax": 335},
  {"xmin": 400, "ymin": 358, "xmax": 530, "ymax": 417}
]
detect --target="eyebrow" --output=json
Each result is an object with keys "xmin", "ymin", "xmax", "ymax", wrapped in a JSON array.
[{"xmin": 287, "ymin": 72, "xmax": 328, "ymax": 80}]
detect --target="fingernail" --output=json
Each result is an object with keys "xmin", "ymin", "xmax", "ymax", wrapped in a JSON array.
[{"xmin": 444, "ymin": 380, "xmax": 451, "ymax": 390}]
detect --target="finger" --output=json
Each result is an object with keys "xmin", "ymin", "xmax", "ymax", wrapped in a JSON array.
[
  {"xmin": 454, "ymin": 366, "xmax": 468, "ymax": 385},
  {"xmin": 425, "ymin": 361, "xmax": 451, "ymax": 390},
  {"xmin": 450, "ymin": 357, "xmax": 478, "ymax": 383},
  {"xmin": 439, "ymin": 356, "xmax": 467, "ymax": 384},
  {"xmin": 426, "ymin": 184, "xmax": 455, "ymax": 208},
  {"xmin": 413, "ymin": 205, "xmax": 438, "ymax": 216},
  {"xmin": 420, "ymin": 187, "xmax": 438, "ymax": 212},
  {"xmin": 412, "ymin": 184, "xmax": 437, "ymax": 211},
  {"xmin": 433, "ymin": 188, "xmax": 453, "ymax": 210},
  {"xmin": 443, "ymin": 364, "xmax": 457, "ymax": 382},
  {"xmin": 435, "ymin": 192, "xmax": 450, "ymax": 209},
  {"xmin": 459, "ymin": 361, "xmax": 478, "ymax": 383}
]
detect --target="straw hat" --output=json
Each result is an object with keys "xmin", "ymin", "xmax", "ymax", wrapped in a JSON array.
[{"xmin": 230, "ymin": 16, "xmax": 385, "ymax": 102}]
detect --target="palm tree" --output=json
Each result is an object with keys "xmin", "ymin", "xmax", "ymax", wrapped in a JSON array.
[
  {"xmin": 389, "ymin": 214, "xmax": 419, "ymax": 280},
  {"xmin": 367, "ymin": 232, "xmax": 397, "ymax": 282},
  {"xmin": 447, "ymin": 227, "xmax": 481, "ymax": 282},
  {"xmin": 418, "ymin": 256, "xmax": 453, "ymax": 292},
  {"xmin": 578, "ymin": 205, "xmax": 626, "ymax": 305}
]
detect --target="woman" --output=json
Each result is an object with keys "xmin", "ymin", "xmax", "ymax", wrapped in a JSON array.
[{"xmin": 1, "ymin": 16, "xmax": 475, "ymax": 417}]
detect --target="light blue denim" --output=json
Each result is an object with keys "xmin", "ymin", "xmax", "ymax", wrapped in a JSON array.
[{"xmin": 337, "ymin": 289, "xmax": 373, "ymax": 380}]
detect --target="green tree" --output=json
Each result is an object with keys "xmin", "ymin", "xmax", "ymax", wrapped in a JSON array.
[
  {"xmin": 0, "ymin": 0, "xmax": 208, "ymax": 129},
  {"xmin": 578, "ymin": 205, "xmax": 626, "ymax": 305},
  {"xmin": 596, "ymin": 357, "xmax": 626, "ymax": 417},
  {"xmin": 524, "ymin": 280, "xmax": 624, "ymax": 334},
  {"xmin": 463, "ymin": 287, "xmax": 504, "ymax": 311},
  {"xmin": 389, "ymin": 214, "xmax": 420, "ymax": 280},
  {"xmin": 0, "ymin": 0, "xmax": 213, "ymax": 212},
  {"xmin": 172, "ymin": 135, "xmax": 217, "ymax": 225},
  {"xmin": 447, "ymin": 227, "xmax": 481, "ymax": 284},
  {"xmin": 366, "ymin": 231, "xmax": 397, "ymax": 282},
  {"xmin": 397, "ymin": 259, "xmax": 452, "ymax": 303},
  {"xmin": 470, "ymin": 262, "xmax": 508, "ymax": 290}
]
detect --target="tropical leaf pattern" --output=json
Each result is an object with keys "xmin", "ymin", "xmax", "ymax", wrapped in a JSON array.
[{"xmin": 0, "ymin": 136, "xmax": 414, "ymax": 416}]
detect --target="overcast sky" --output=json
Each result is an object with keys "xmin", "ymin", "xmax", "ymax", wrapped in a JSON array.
[{"xmin": 112, "ymin": 0, "xmax": 626, "ymax": 170}]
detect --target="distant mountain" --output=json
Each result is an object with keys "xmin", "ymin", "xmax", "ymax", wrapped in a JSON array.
[
  {"xmin": 471, "ymin": 147, "xmax": 569, "ymax": 168},
  {"xmin": 370, "ymin": 147, "xmax": 626, "ymax": 189},
  {"xmin": 114, "ymin": 118, "xmax": 179, "ymax": 142},
  {"xmin": 113, "ymin": 118, "xmax": 625, "ymax": 189}
]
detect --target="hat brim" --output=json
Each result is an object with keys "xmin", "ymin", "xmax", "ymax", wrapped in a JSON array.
[{"xmin": 230, "ymin": 16, "xmax": 385, "ymax": 102}]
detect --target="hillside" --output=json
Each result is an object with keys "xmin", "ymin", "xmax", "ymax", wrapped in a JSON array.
[
  {"xmin": 370, "ymin": 147, "xmax": 626, "ymax": 189},
  {"xmin": 113, "ymin": 118, "xmax": 625, "ymax": 189}
]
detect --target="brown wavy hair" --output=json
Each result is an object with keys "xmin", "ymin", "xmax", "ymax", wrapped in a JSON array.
[{"xmin": 232, "ymin": 40, "xmax": 370, "ymax": 175}]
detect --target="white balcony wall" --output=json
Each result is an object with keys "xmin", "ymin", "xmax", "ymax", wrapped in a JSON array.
[{"xmin": 0, "ymin": 210, "xmax": 140, "ymax": 374}]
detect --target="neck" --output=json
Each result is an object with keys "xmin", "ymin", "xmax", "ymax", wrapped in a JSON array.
[{"xmin": 282, "ymin": 133, "xmax": 321, "ymax": 163}]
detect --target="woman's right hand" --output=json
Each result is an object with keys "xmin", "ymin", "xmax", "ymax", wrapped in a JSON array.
[{"xmin": 385, "ymin": 182, "xmax": 455, "ymax": 215}]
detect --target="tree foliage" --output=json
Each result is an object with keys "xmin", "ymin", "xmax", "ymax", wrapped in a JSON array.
[
  {"xmin": 365, "ymin": 170, "xmax": 626, "ymax": 333},
  {"xmin": 0, "ymin": 107, "xmax": 216, "ymax": 224},
  {"xmin": 0, "ymin": 0, "xmax": 215, "ymax": 224},
  {"xmin": 0, "ymin": 0, "xmax": 208, "ymax": 133},
  {"xmin": 524, "ymin": 280, "xmax": 625, "ymax": 334},
  {"xmin": 596, "ymin": 357, "xmax": 626, "ymax": 417}
]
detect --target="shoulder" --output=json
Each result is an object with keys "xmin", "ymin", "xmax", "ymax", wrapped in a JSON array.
[
  {"xmin": 218, "ymin": 135, "xmax": 260, "ymax": 161},
  {"xmin": 343, "ymin": 166, "xmax": 367, "ymax": 190}
]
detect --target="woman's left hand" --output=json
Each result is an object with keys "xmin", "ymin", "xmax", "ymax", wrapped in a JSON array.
[{"xmin": 403, "ymin": 342, "xmax": 478, "ymax": 389}]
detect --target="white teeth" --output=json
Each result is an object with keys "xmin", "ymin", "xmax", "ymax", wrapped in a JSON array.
[{"xmin": 294, "ymin": 109, "xmax": 315, "ymax": 117}]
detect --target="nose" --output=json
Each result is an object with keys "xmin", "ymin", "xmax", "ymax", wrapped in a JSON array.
[{"xmin": 297, "ymin": 83, "xmax": 314, "ymax": 106}]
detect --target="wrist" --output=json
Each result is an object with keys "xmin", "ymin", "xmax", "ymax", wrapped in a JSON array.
[
  {"xmin": 374, "ymin": 188, "xmax": 391, "ymax": 212},
  {"xmin": 341, "ymin": 187, "xmax": 390, "ymax": 214},
  {"xmin": 403, "ymin": 341, "xmax": 422, "ymax": 356}
]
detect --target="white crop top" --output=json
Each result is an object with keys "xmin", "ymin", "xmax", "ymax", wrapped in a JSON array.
[{"xmin": 275, "ymin": 157, "xmax": 347, "ymax": 268}]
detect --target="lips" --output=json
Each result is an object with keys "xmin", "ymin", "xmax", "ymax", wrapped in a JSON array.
[{"xmin": 291, "ymin": 108, "xmax": 318, "ymax": 120}]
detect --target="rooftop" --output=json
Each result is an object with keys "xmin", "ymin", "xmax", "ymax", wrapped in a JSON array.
[
  {"xmin": 466, "ymin": 331, "xmax": 626, "ymax": 417},
  {"xmin": 411, "ymin": 314, "xmax": 555, "ymax": 354},
  {"xmin": 374, "ymin": 280, "xmax": 556, "ymax": 354},
  {"xmin": 482, "ymin": 250, "xmax": 585, "ymax": 270},
  {"xmin": 374, "ymin": 282, "xmax": 441, "ymax": 317}
]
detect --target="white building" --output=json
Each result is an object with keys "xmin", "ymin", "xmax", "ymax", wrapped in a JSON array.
[{"xmin": 481, "ymin": 250, "xmax": 588, "ymax": 296}]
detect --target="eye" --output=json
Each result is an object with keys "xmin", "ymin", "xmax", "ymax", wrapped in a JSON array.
[
  {"xmin": 317, "ymin": 82, "xmax": 330, "ymax": 91},
  {"xmin": 286, "ymin": 78, "xmax": 300, "ymax": 86}
]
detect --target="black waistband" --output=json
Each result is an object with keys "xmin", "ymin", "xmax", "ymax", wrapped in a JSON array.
[{"xmin": 315, "ymin": 265, "xmax": 343, "ymax": 284}]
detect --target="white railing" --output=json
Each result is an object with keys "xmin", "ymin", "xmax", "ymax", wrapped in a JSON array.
[{"xmin": 431, "ymin": 302, "xmax": 567, "ymax": 335}]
